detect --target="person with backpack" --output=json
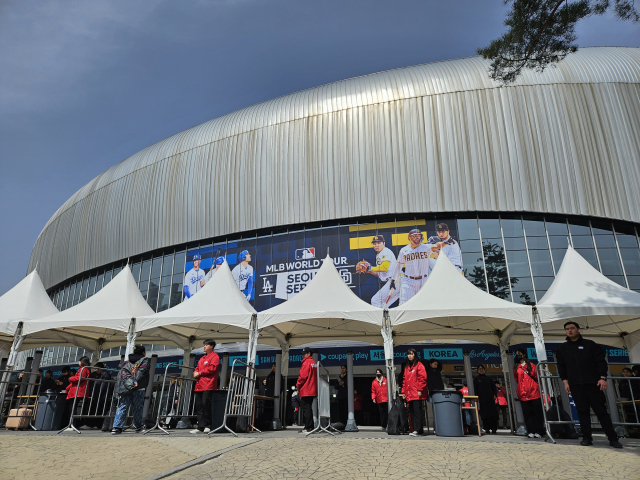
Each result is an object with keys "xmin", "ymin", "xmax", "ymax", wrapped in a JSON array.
[
  {"xmin": 190, "ymin": 339, "xmax": 220, "ymax": 434},
  {"xmin": 112, "ymin": 345, "xmax": 150, "ymax": 434},
  {"xmin": 513, "ymin": 348, "xmax": 544, "ymax": 438},
  {"xmin": 402, "ymin": 348, "xmax": 427, "ymax": 436}
]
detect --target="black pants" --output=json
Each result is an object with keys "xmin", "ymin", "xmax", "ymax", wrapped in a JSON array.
[
  {"xmin": 498, "ymin": 405, "xmax": 510, "ymax": 429},
  {"xmin": 378, "ymin": 402, "xmax": 388, "ymax": 428},
  {"xmin": 571, "ymin": 383, "xmax": 618, "ymax": 441},
  {"xmin": 337, "ymin": 398, "xmax": 348, "ymax": 424},
  {"xmin": 407, "ymin": 400, "xmax": 423, "ymax": 434},
  {"xmin": 194, "ymin": 390, "xmax": 213, "ymax": 431},
  {"xmin": 61, "ymin": 398, "xmax": 87, "ymax": 428},
  {"xmin": 301, "ymin": 396, "xmax": 315, "ymax": 430},
  {"xmin": 520, "ymin": 398, "xmax": 545, "ymax": 435}
]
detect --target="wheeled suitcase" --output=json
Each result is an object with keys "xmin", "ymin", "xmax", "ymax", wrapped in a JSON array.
[
  {"xmin": 34, "ymin": 393, "xmax": 66, "ymax": 431},
  {"xmin": 5, "ymin": 408, "xmax": 33, "ymax": 430}
]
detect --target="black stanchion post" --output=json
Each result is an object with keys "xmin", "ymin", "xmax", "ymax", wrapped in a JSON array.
[
  {"xmin": 345, "ymin": 349, "xmax": 358, "ymax": 431},
  {"xmin": 272, "ymin": 350, "xmax": 283, "ymax": 430},
  {"xmin": 142, "ymin": 354, "xmax": 158, "ymax": 425}
]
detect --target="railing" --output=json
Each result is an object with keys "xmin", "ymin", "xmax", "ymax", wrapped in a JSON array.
[
  {"xmin": 306, "ymin": 361, "xmax": 341, "ymax": 437},
  {"xmin": 0, "ymin": 369, "xmax": 41, "ymax": 430}
]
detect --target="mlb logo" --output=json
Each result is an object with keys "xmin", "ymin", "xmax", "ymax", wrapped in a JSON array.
[{"xmin": 295, "ymin": 248, "xmax": 315, "ymax": 260}]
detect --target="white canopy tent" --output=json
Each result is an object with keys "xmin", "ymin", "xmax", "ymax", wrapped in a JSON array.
[
  {"xmin": 536, "ymin": 246, "xmax": 640, "ymax": 361},
  {"xmin": 20, "ymin": 265, "xmax": 159, "ymax": 358},
  {"xmin": 0, "ymin": 270, "xmax": 59, "ymax": 367},
  {"xmin": 136, "ymin": 260, "xmax": 267, "ymax": 365}
]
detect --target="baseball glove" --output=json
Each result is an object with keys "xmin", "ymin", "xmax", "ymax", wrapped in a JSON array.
[{"xmin": 355, "ymin": 260, "xmax": 371, "ymax": 274}]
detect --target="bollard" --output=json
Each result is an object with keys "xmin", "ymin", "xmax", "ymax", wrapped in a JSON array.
[
  {"xmin": 312, "ymin": 351, "xmax": 318, "ymax": 428},
  {"xmin": 219, "ymin": 353, "xmax": 229, "ymax": 389},
  {"xmin": 141, "ymin": 354, "xmax": 158, "ymax": 425},
  {"xmin": 272, "ymin": 350, "xmax": 283, "ymax": 430},
  {"xmin": 345, "ymin": 350, "xmax": 358, "ymax": 431}
]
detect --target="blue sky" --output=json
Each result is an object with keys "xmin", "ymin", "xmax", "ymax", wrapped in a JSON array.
[{"xmin": 0, "ymin": 0, "xmax": 637, "ymax": 295}]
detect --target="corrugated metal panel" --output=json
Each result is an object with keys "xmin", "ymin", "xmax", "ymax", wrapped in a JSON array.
[{"xmin": 28, "ymin": 47, "xmax": 640, "ymax": 289}]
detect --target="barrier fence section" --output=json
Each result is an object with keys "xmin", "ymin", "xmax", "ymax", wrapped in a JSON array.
[
  {"xmin": 0, "ymin": 369, "xmax": 42, "ymax": 430},
  {"xmin": 210, "ymin": 359, "xmax": 259, "ymax": 437},
  {"xmin": 144, "ymin": 363, "xmax": 197, "ymax": 435},
  {"xmin": 307, "ymin": 361, "xmax": 341, "ymax": 437},
  {"xmin": 537, "ymin": 361, "xmax": 640, "ymax": 444},
  {"xmin": 58, "ymin": 366, "xmax": 121, "ymax": 434}
]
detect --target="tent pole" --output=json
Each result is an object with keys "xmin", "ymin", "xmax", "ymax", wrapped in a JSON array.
[
  {"xmin": 311, "ymin": 350, "xmax": 319, "ymax": 428},
  {"xmin": 530, "ymin": 308, "xmax": 553, "ymax": 401},
  {"xmin": 271, "ymin": 350, "xmax": 283, "ymax": 430},
  {"xmin": 280, "ymin": 343, "xmax": 290, "ymax": 427},
  {"xmin": 125, "ymin": 318, "xmax": 137, "ymax": 356},
  {"xmin": 497, "ymin": 324, "xmax": 518, "ymax": 434},
  {"xmin": 345, "ymin": 349, "xmax": 358, "ymax": 431},
  {"xmin": 463, "ymin": 351, "xmax": 474, "ymax": 396},
  {"xmin": 382, "ymin": 310, "xmax": 396, "ymax": 411},
  {"xmin": 247, "ymin": 314, "xmax": 259, "ymax": 369},
  {"xmin": 90, "ymin": 339, "xmax": 105, "ymax": 366},
  {"xmin": 622, "ymin": 332, "xmax": 640, "ymax": 363},
  {"xmin": 219, "ymin": 353, "xmax": 229, "ymax": 389},
  {"xmin": 0, "ymin": 323, "xmax": 25, "ymax": 402}
]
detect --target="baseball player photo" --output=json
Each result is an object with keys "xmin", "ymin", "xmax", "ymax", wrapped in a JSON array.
[
  {"xmin": 183, "ymin": 254, "xmax": 206, "ymax": 299},
  {"xmin": 355, "ymin": 235, "xmax": 400, "ymax": 308},
  {"xmin": 427, "ymin": 223, "xmax": 463, "ymax": 273},
  {"xmin": 232, "ymin": 250, "xmax": 254, "ymax": 301},
  {"xmin": 205, "ymin": 256, "xmax": 225, "ymax": 283},
  {"xmin": 388, "ymin": 228, "xmax": 433, "ymax": 305}
]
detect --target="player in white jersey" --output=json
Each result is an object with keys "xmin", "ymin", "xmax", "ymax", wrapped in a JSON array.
[
  {"xmin": 387, "ymin": 229, "xmax": 433, "ymax": 304},
  {"xmin": 184, "ymin": 254, "xmax": 206, "ymax": 299},
  {"xmin": 356, "ymin": 235, "xmax": 400, "ymax": 308},
  {"xmin": 232, "ymin": 250, "xmax": 254, "ymax": 301},
  {"xmin": 427, "ymin": 223, "xmax": 463, "ymax": 273},
  {"xmin": 205, "ymin": 256, "xmax": 225, "ymax": 283}
]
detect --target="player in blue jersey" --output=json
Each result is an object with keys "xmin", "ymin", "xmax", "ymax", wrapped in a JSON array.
[
  {"xmin": 184, "ymin": 254, "xmax": 206, "ymax": 299},
  {"xmin": 232, "ymin": 250, "xmax": 254, "ymax": 301}
]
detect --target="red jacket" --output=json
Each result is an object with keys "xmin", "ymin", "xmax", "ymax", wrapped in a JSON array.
[
  {"xmin": 371, "ymin": 377, "xmax": 388, "ymax": 403},
  {"xmin": 460, "ymin": 386, "xmax": 470, "ymax": 407},
  {"xmin": 496, "ymin": 386, "xmax": 508, "ymax": 405},
  {"xmin": 296, "ymin": 356, "xmax": 317, "ymax": 397},
  {"xmin": 194, "ymin": 351, "xmax": 220, "ymax": 392},
  {"xmin": 513, "ymin": 362, "xmax": 541, "ymax": 401},
  {"xmin": 66, "ymin": 367, "xmax": 91, "ymax": 400},
  {"xmin": 354, "ymin": 393, "xmax": 363, "ymax": 411},
  {"xmin": 401, "ymin": 361, "xmax": 428, "ymax": 402}
]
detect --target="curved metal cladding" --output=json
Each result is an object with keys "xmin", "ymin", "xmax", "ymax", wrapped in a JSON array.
[{"xmin": 29, "ymin": 47, "xmax": 640, "ymax": 289}]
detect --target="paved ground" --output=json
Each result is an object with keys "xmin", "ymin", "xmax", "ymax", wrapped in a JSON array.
[{"xmin": 1, "ymin": 428, "xmax": 638, "ymax": 480}]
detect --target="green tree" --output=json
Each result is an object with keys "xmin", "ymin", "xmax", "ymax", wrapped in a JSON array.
[
  {"xmin": 478, "ymin": 0, "xmax": 639, "ymax": 84},
  {"xmin": 465, "ymin": 241, "xmax": 518, "ymax": 300}
]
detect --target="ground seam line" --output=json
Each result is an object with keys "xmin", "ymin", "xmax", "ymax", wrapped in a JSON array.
[{"xmin": 143, "ymin": 438, "xmax": 262, "ymax": 480}]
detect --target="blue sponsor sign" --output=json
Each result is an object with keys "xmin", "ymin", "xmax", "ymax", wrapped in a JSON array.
[{"xmin": 423, "ymin": 347, "xmax": 463, "ymax": 360}]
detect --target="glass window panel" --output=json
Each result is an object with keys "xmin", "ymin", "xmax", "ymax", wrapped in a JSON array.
[
  {"xmin": 594, "ymin": 234, "xmax": 616, "ymax": 248},
  {"xmin": 575, "ymin": 248, "xmax": 599, "ymax": 270},
  {"xmin": 548, "ymin": 235, "xmax": 571, "ymax": 249},
  {"xmin": 545, "ymin": 218, "xmax": 568, "ymax": 236},
  {"xmin": 571, "ymin": 235, "xmax": 594, "ymax": 249},
  {"xmin": 483, "ymin": 241, "xmax": 509, "ymax": 299},
  {"xmin": 504, "ymin": 236, "xmax": 526, "ymax": 251},
  {"xmin": 459, "ymin": 239, "xmax": 482, "ymax": 253},
  {"xmin": 569, "ymin": 219, "xmax": 591, "ymax": 236},
  {"xmin": 95, "ymin": 273, "xmax": 104, "ymax": 293},
  {"xmin": 71, "ymin": 282, "xmax": 81, "ymax": 305},
  {"xmin": 532, "ymin": 276, "xmax": 554, "ymax": 291},
  {"xmin": 597, "ymin": 248, "xmax": 623, "ymax": 276},
  {"xmin": 483, "ymin": 238, "xmax": 504, "ymax": 251},
  {"xmin": 551, "ymin": 248, "xmax": 568, "ymax": 271},
  {"xmin": 590, "ymin": 221, "xmax": 613, "ymax": 235},
  {"xmin": 150, "ymin": 256, "xmax": 162, "ymax": 280},
  {"xmin": 620, "ymin": 248, "xmax": 640, "ymax": 275},
  {"xmin": 79, "ymin": 278, "xmax": 89, "ymax": 301},
  {"xmin": 147, "ymin": 283, "xmax": 159, "ymax": 310},
  {"xmin": 162, "ymin": 252, "xmax": 174, "ymax": 277},
  {"xmin": 464, "ymin": 264, "xmax": 486, "ymax": 291},
  {"xmin": 522, "ymin": 217, "xmax": 546, "ymax": 236},
  {"xmin": 113, "ymin": 266, "xmax": 122, "ymax": 277},
  {"xmin": 627, "ymin": 276, "xmax": 640, "ymax": 290},
  {"xmin": 152, "ymin": 344, "xmax": 165, "ymax": 352},
  {"xmin": 170, "ymin": 274, "xmax": 183, "ymax": 307},
  {"xmin": 173, "ymin": 250, "xmax": 186, "ymax": 274},
  {"xmin": 140, "ymin": 258, "xmax": 151, "ymax": 283},
  {"xmin": 131, "ymin": 262, "xmax": 141, "ymax": 283},
  {"xmin": 515, "ymin": 291, "xmax": 535, "ymax": 305},
  {"xmin": 457, "ymin": 218, "xmax": 480, "ymax": 240},
  {"xmin": 500, "ymin": 216, "xmax": 524, "ymax": 238},
  {"xmin": 138, "ymin": 280, "xmax": 148, "ymax": 294},
  {"xmin": 511, "ymin": 276, "xmax": 533, "ymax": 292},
  {"xmin": 87, "ymin": 276, "xmax": 97, "ymax": 298},
  {"xmin": 616, "ymin": 232, "xmax": 639, "ymax": 248},
  {"xmin": 505, "ymin": 250, "xmax": 531, "ymax": 277},
  {"xmin": 478, "ymin": 218, "xmax": 501, "ymax": 239},
  {"xmin": 525, "ymin": 236, "xmax": 549, "ymax": 250},
  {"xmin": 528, "ymin": 249, "xmax": 554, "ymax": 276},
  {"xmin": 61, "ymin": 286, "xmax": 70, "ymax": 309},
  {"xmin": 103, "ymin": 270, "xmax": 113, "ymax": 286},
  {"xmin": 536, "ymin": 290, "xmax": 548, "ymax": 300},
  {"xmin": 157, "ymin": 285, "xmax": 171, "ymax": 312},
  {"xmin": 606, "ymin": 276, "xmax": 627, "ymax": 287},
  {"xmin": 462, "ymin": 252, "xmax": 484, "ymax": 269}
]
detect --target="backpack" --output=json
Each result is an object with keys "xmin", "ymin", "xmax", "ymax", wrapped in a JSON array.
[
  {"xmin": 386, "ymin": 397, "xmax": 409, "ymax": 435},
  {"xmin": 116, "ymin": 358, "xmax": 145, "ymax": 394}
]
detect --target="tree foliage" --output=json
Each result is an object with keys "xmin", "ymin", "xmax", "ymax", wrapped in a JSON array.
[{"xmin": 478, "ymin": 0, "xmax": 639, "ymax": 84}]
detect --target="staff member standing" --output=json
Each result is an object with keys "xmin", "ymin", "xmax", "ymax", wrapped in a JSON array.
[
  {"xmin": 512, "ymin": 349, "xmax": 544, "ymax": 437},
  {"xmin": 371, "ymin": 368, "xmax": 388, "ymax": 429},
  {"xmin": 473, "ymin": 365, "xmax": 498, "ymax": 434},
  {"xmin": 296, "ymin": 347, "xmax": 317, "ymax": 433},
  {"xmin": 190, "ymin": 339, "xmax": 219, "ymax": 434},
  {"xmin": 402, "ymin": 348, "xmax": 427, "ymax": 436},
  {"xmin": 556, "ymin": 322, "xmax": 622, "ymax": 448}
]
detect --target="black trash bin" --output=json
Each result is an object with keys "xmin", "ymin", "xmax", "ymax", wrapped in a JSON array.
[
  {"xmin": 34, "ymin": 392, "xmax": 66, "ymax": 431},
  {"xmin": 210, "ymin": 390, "xmax": 239, "ymax": 432},
  {"xmin": 431, "ymin": 390, "xmax": 464, "ymax": 437}
]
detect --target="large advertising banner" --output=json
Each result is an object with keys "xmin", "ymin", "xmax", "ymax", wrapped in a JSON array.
[{"xmin": 182, "ymin": 218, "xmax": 465, "ymax": 311}]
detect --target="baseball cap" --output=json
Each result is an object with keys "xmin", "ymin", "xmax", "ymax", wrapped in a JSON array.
[
  {"xmin": 408, "ymin": 228, "xmax": 422, "ymax": 236},
  {"xmin": 214, "ymin": 257, "xmax": 225, "ymax": 266},
  {"xmin": 436, "ymin": 223, "xmax": 449, "ymax": 231},
  {"xmin": 192, "ymin": 254, "xmax": 202, "ymax": 260},
  {"xmin": 302, "ymin": 347, "xmax": 313, "ymax": 354},
  {"xmin": 371, "ymin": 235, "xmax": 385, "ymax": 243}
]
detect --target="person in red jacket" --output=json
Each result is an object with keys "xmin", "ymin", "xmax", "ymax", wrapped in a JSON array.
[
  {"xmin": 296, "ymin": 347, "xmax": 317, "ymax": 433},
  {"xmin": 371, "ymin": 368, "xmax": 388, "ymax": 429},
  {"xmin": 495, "ymin": 380, "xmax": 509, "ymax": 430},
  {"xmin": 191, "ymin": 339, "xmax": 220, "ymax": 434},
  {"xmin": 402, "ymin": 348, "xmax": 428, "ymax": 436},
  {"xmin": 513, "ymin": 348, "xmax": 545, "ymax": 438},
  {"xmin": 61, "ymin": 356, "xmax": 91, "ymax": 430},
  {"xmin": 460, "ymin": 384, "xmax": 471, "ymax": 429}
]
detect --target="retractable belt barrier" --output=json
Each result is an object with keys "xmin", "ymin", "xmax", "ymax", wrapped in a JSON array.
[
  {"xmin": 0, "ymin": 369, "xmax": 41, "ymax": 430},
  {"xmin": 537, "ymin": 361, "xmax": 640, "ymax": 444},
  {"xmin": 210, "ymin": 359, "xmax": 260, "ymax": 437},
  {"xmin": 306, "ymin": 361, "xmax": 341, "ymax": 437},
  {"xmin": 58, "ymin": 366, "xmax": 121, "ymax": 434},
  {"xmin": 144, "ymin": 363, "xmax": 197, "ymax": 435}
]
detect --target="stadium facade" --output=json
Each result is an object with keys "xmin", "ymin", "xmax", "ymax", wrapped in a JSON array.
[{"xmin": 26, "ymin": 47, "xmax": 640, "ymax": 363}]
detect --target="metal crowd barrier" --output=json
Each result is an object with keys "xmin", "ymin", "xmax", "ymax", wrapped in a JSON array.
[
  {"xmin": 0, "ymin": 369, "xmax": 42, "ymax": 430},
  {"xmin": 210, "ymin": 359, "xmax": 259, "ymax": 437},
  {"xmin": 306, "ymin": 361, "xmax": 340, "ymax": 437},
  {"xmin": 144, "ymin": 363, "xmax": 197, "ymax": 435},
  {"xmin": 537, "ymin": 361, "xmax": 640, "ymax": 444}
]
